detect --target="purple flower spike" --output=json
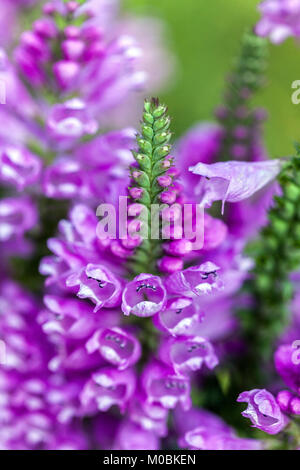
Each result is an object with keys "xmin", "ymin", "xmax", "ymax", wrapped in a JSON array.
[
  {"xmin": 167, "ymin": 262, "xmax": 222, "ymax": 297},
  {"xmin": 189, "ymin": 159, "xmax": 282, "ymax": 213},
  {"xmin": 155, "ymin": 298, "xmax": 205, "ymax": 337},
  {"xmin": 86, "ymin": 327, "xmax": 141, "ymax": 370},
  {"xmin": 113, "ymin": 420, "xmax": 160, "ymax": 450},
  {"xmin": 159, "ymin": 336, "xmax": 218, "ymax": 375},
  {"xmin": 0, "ymin": 196, "xmax": 37, "ymax": 242},
  {"xmin": 47, "ymin": 99, "xmax": 98, "ymax": 149},
  {"xmin": 80, "ymin": 367, "xmax": 136, "ymax": 413},
  {"xmin": 237, "ymin": 389, "xmax": 289, "ymax": 435},
  {"xmin": 66, "ymin": 264, "xmax": 122, "ymax": 312},
  {"xmin": 274, "ymin": 344, "xmax": 300, "ymax": 394},
  {"xmin": 0, "ymin": 145, "xmax": 42, "ymax": 190},
  {"xmin": 141, "ymin": 360, "xmax": 191, "ymax": 410},
  {"xmin": 121, "ymin": 274, "xmax": 167, "ymax": 317}
]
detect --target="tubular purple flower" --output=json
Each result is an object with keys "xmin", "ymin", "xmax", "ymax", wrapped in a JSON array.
[
  {"xmin": 255, "ymin": 0, "xmax": 300, "ymax": 43},
  {"xmin": 0, "ymin": 196, "xmax": 37, "ymax": 242},
  {"xmin": 167, "ymin": 262, "xmax": 223, "ymax": 297},
  {"xmin": 154, "ymin": 297, "xmax": 205, "ymax": 337},
  {"xmin": 237, "ymin": 389, "xmax": 289, "ymax": 434},
  {"xmin": 42, "ymin": 158, "xmax": 89, "ymax": 199},
  {"xmin": 184, "ymin": 427, "xmax": 262, "ymax": 450},
  {"xmin": 121, "ymin": 274, "xmax": 167, "ymax": 317},
  {"xmin": 80, "ymin": 366, "xmax": 136, "ymax": 413},
  {"xmin": 274, "ymin": 344, "xmax": 300, "ymax": 394},
  {"xmin": 66, "ymin": 263, "xmax": 123, "ymax": 312},
  {"xmin": 113, "ymin": 420, "xmax": 160, "ymax": 450},
  {"xmin": 159, "ymin": 336, "xmax": 219, "ymax": 375},
  {"xmin": 189, "ymin": 159, "xmax": 282, "ymax": 213},
  {"xmin": 0, "ymin": 145, "xmax": 42, "ymax": 190},
  {"xmin": 141, "ymin": 360, "xmax": 191, "ymax": 410},
  {"xmin": 128, "ymin": 391, "xmax": 168, "ymax": 437},
  {"xmin": 86, "ymin": 327, "xmax": 141, "ymax": 370}
]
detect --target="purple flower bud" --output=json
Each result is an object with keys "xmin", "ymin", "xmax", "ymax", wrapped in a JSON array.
[
  {"xmin": 62, "ymin": 40, "xmax": 85, "ymax": 61},
  {"xmin": 231, "ymin": 144, "xmax": 247, "ymax": 159},
  {"xmin": 113, "ymin": 420, "xmax": 159, "ymax": 450},
  {"xmin": 20, "ymin": 31, "xmax": 50, "ymax": 62},
  {"xmin": 122, "ymin": 274, "xmax": 167, "ymax": 317},
  {"xmin": 157, "ymin": 175, "xmax": 172, "ymax": 187},
  {"xmin": 80, "ymin": 367, "xmax": 136, "ymax": 413},
  {"xmin": 276, "ymin": 390, "xmax": 294, "ymax": 413},
  {"xmin": 274, "ymin": 344, "xmax": 300, "ymax": 394},
  {"xmin": 129, "ymin": 187, "xmax": 144, "ymax": 199},
  {"xmin": 290, "ymin": 397, "xmax": 300, "ymax": 415},
  {"xmin": 237, "ymin": 389, "xmax": 289, "ymax": 434},
  {"xmin": 203, "ymin": 214, "xmax": 228, "ymax": 251},
  {"xmin": 167, "ymin": 262, "xmax": 222, "ymax": 297},
  {"xmin": 163, "ymin": 239, "xmax": 193, "ymax": 256},
  {"xmin": 64, "ymin": 25, "xmax": 81, "ymax": 39},
  {"xmin": 157, "ymin": 256, "xmax": 184, "ymax": 274},
  {"xmin": 159, "ymin": 336, "xmax": 218, "ymax": 375},
  {"xmin": 66, "ymin": 264, "xmax": 122, "ymax": 312},
  {"xmin": 155, "ymin": 297, "xmax": 205, "ymax": 337},
  {"xmin": 53, "ymin": 61, "xmax": 80, "ymax": 90},
  {"xmin": 233, "ymin": 125, "xmax": 248, "ymax": 140},
  {"xmin": 86, "ymin": 327, "xmax": 141, "ymax": 370},
  {"xmin": 141, "ymin": 360, "xmax": 191, "ymax": 410},
  {"xmin": 160, "ymin": 190, "xmax": 177, "ymax": 204},
  {"xmin": 255, "ymin": 0, "xmax": 300, "ymax": 43},
  {"xmin": 0, "ymin": 145, "xmax": 42, "ymax": 190},
  {"xmin": 33, "ymin": 19, "xmax": 57, "ymax": 39},
  {"xmin": 0, "ymin": 197, "xmax": 37, "ymax": 242}
]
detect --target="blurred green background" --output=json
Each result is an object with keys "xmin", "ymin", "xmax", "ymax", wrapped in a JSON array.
[{"xmin": 125, "ymin": 0, "xmax": 300, "ymax": 158}]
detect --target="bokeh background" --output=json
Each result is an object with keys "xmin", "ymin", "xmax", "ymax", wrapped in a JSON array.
[{"xmin": 124, "ymin": 0, "xmax": 300, "ymax": 158}]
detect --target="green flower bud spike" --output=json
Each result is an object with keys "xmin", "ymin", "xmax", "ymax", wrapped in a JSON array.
[{"xmin": 127, "ymin": 98, "xmax": 173, "ymax": 276}]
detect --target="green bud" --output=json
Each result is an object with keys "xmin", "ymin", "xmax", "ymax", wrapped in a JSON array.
[
  {"xmin": 285, "ymin": 181, "xmax": 300, "ymax": 201},
  {"xmin": 137, "ymin": 137, "xmax": 152, "ymax": 156},
  {"xmin": 152, "ymin": 105, "xmax": 167, "ymax": 119},
  {"xmin": 143, "ymin": 112, "xmax": 154, "ymax": 125},
  {"xmin": 153, "ymin": 145, "xmax": 170, "ymax": 161},
  {"xmin": 142, "ymin": 125, "xmax": 153, "ymax": 141},
  {"xmin": 153, "ymin": 132, "xmax": 171, "ymax": 146},
  {"xmin": 153, "ymin": 116, "xmax": 170, "ymax": 132},
  {"xmin": 132, "ymin": 152, "xmax": 151, "ymax": 170},
  {"xmin": 131, "ymin": 170, "xmax": 150, "ymax": 189}
]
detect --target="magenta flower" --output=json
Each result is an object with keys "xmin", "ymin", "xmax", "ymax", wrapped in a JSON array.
[
  {"xmin": 274, "ymin": 344, "xmax": 300, "ymax": 395},
  {"xmin": 86, "ymin": 327, "xmax": 141, "ymax": 370},
  {"xmin": 0, "ymin": 145, "xmax": 42, "ymax": 190},
  {"xmin": 0, "ymin": 196, "xmax": 37, "ymax": 242},
  {"xmin": 66, "ymin": 264, "xmax": 123, "ymax": 312},
  {"xmin": 167, "ymin": 262, "xmax": 222, "ymax": 297},
  {"xmin": 184, "ymin": 427, "xmax": 262, "ymax": 450},
  {"xmin": 141, "ymin": 360, "xmax": 191, "ymax": 410},
  {"xmin": 159, "ymin": 336, "xmax": 218, "ymax": 375},
  {"xmin": 113, "ymin": 420, "xmax": 159, "ymax": 450},
  {"xmin": 189, "ymin": 159, "xmax": 282, "ymax": 213},
  {"xmin": 154, "ymin": 297, "xmax": 205, "ymax": 337},
  {"xmin": 128, "ymin": 391, "xmax": 168, "ymax": 437},
  {"xmin": 80, "ymin": 367, "xmax": 136, "ymax": 413},
  {"xmin": 121, "ymin": 274, "xmax": 167, "ymax": 317},
  {"xmin": 237, "ymin": 389, "xmax": 289, "ymax": 434},
  {"xmin": 256, "ymin": 0, "xmax": 300, "ymax": 43}
]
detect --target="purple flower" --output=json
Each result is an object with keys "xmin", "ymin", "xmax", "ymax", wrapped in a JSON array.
[
  {"xmin": 184, "ymin": 427, "xmax": 262, "ymax": 450},
  {"xmin": 66, "ymin": 264, "xmax": 123, "ymax": 312},
  {"xmin": 0, "ymin": 145, "xmax": 42, "ymax": 190},
  {"xmin": 159, "ymin": 336, "xmax": 218, "ymax": 375},
  {"xmin": 0, "ymin": 196, "xmax": 37, "ymax": 242},
  {"xmin": 167, "ymin": 262, "xmax": 223, "ymax": 297},
  {"xmin": 113, "ymin": 420, "xmax": 159, "ymax": 450},
  {"xmin": 175, "ymin": 123, "xmax": 222, "ymax": 195},
  {"xmin": 128, "ymin": 391, "xmax": 168, "ymax": 437},
  {"xmin": 189, "ymin": 159, "xmax": 282, "ymax": 213},
  {"xmin": 42, "ymin": 158, "xmax": 89, "ymax": 199},
  {"xmin": 80, "ymin": 367, "xmax": 136, "ymax": 413},
  {"xmin": 141, "ymin": 360, "xmax": 191, "ymax": 410},
  {"xmin": 121, "ymin": 274, "xmax": 167, "ymax": 317},
  {"xmin": 86, "ymin": 327, "xmax": 141, "ymax": 370},
  {"xmin": 256, "ymin": 0, "xmax": 300, "ymax": 43},
  {"xmin": 174, "ymin": 407, "xmax": 262, "ymax": 450},
  {"xmin": 274, "ymin": 344, "xmax": 300, "ymax": 395},
  {"xmin": 237, "ymin": 389, "xmax": 289, "ymax": 434},
  {"xmin": 154, "ymin": 297, "xmax": 205, "ymax": 337},
  {"xmin": 47, "ymin": 99, "xmax": 98, "ymax": 149}
]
